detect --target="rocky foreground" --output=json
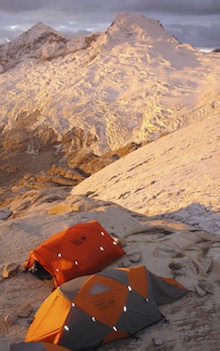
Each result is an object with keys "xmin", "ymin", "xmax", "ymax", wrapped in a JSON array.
[{"xmin": 0, "ymin": 195, "xmax": 220, "ymax": 351}]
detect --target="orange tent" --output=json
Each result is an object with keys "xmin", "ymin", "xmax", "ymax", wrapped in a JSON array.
[
  {"xmin": 24, "ymin": 220, "xmax": 125, "ymax": 287},
  {"xmin": 25, "ymin": 266, "xmax": 189, "ymax": 350}
]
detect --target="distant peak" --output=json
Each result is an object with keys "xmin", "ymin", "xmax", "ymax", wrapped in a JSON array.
[
  {"xmin": 112, "ymin": 12, "xmax": 162, "ymax": 27},
  {"xmin": 114, "ymin": 12, "xmax": 145, "ymax": 21},
  {"xmin": 106, "ymin": 12, "xmax": 176, "ymax": 43},
  {"xmin": 11, "ymin": 21, "xmax": 66, "ymax": 47},
  {"xmin": 26, "ymin": 21, "xmax": 57, "ymax": 35},
  {"xmin": 35, "ymin": 21, "xmax": 45, "ymax": 26},
  {"xmin": 32, "ymin": 21, "xmax": 54, "ymax": 30}
]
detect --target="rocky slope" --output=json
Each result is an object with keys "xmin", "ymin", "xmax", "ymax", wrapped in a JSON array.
[{"xmin": 72, "ymin": 113, "xmax": 220, "ymax": 236}]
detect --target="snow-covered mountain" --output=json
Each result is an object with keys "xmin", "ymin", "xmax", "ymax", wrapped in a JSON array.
[{"xmin": 0, "ymin": 13, "xmax": 220, "ymax": 187}]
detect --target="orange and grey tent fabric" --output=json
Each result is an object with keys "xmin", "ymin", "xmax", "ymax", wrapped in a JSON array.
[
  {"xmin": 24, "ymin": 220, "xmax": 125, "ymax": 287},
  {"xmin": 10, "ymin": 341, "xmax": 71, "ymax": 351},
  {"xmin": 25, "ymin": 266, "xmax": 189, "ymax": 350}
]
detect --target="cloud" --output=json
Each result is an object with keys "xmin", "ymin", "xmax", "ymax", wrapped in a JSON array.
[
  {"xmin": 0, "ymin": 0, "xmax": 45, "ymax": 13},
  {"xmin": 0, "ymin": 0, "xmax": 219, "ymax": 49},
  {"xmin": 167, "ymin": 20, "xmax": 220, "ymax": 48},
  {"xmin": 48, "ymin": 0, "xmax": 220, "ymax": 18},
  {"xmin": 1, "ymin": 0, "xmax": 219, "ymax": 17}
]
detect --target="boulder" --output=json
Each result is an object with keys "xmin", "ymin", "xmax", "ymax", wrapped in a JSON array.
[
  {"xmin": 4, "ymin": 312, "xmax": 18, "ymax": 325},
  {"xmin": 2, "ymin": 263, "xmax": 20, "ymax": 278},
  {"xmin": 17, "ymin": 304, "xmax": 33, "ymax": 318},
  {"xmin": 0, "ymin": 207, "xmax": 12, "ymax": 220}
]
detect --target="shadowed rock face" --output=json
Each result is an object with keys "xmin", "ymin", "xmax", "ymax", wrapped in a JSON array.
[
  {"xmin": 0, "ymin": 125, "xmax": 143, "ymax": 208},
  {"xmin": 0, "ymin": 93, "xmax": 143, "ymax": 191}
]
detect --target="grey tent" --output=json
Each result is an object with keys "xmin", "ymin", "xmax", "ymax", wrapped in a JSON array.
[
  {"xmin": 25, "ymin": 266, "xmax": 189, "ymax": 350},
  {"xmin": 11, "ymin": 341, "xmax": 71, "ymax": 351}
]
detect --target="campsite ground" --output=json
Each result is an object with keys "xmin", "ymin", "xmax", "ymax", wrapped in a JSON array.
[{"xmin": 0, "ymin": 194, "xmax": 220, "ymax": 351}]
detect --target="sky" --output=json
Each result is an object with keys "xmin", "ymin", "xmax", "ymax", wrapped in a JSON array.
[{"xmin": 0, "ymin": 0, "xmax": 220, "ymax": 51}]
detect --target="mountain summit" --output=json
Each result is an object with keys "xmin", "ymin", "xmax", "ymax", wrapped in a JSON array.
[{"xmin": 106, "ymin": 13, "xmax": 178, "ymax": 43}]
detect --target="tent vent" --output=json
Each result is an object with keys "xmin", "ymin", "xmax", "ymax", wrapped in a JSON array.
[
  {"xmin": 113, "ymin": 326, "xmax": 117, "ymax": 331},
  {"xmin": 101, "ymin": 231, "xmax": 105, "ymax": 236},
  {"xmin": 64, "ymin": 325, "xmax": 70, "ymax": 331},
  {"xmin": 89, "ymin": 282, "xmax": 111, "ymax": 295}
]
